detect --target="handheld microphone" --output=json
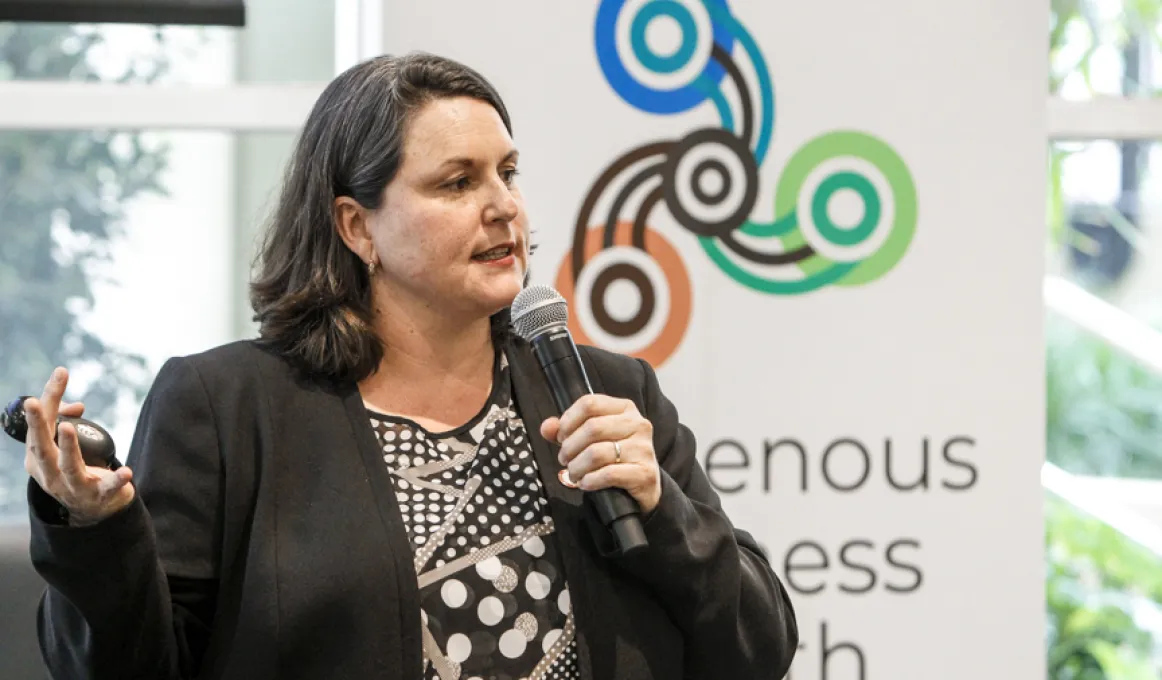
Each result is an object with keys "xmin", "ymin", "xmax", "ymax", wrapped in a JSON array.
[
  {"xmin": 2, "ymin": 396, "xmax": 120, "ymax": 469},
  {"xmin": 510, "ymin": 284, "xmax": 648, "ymax": 557}
]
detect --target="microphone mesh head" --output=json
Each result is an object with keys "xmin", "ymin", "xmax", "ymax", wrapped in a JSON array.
[{"xmin": 510, "ymin": 285, "xmax": 568, "ymax": 340}]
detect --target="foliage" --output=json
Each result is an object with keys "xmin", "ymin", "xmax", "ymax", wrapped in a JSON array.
[
  {"xmin": 1045, "ymin": 3, "xmax": 1162, "ymax": 676},
  {"xmin": 1046, "ymin": 495, "xmax": 1162, "ymax": 678},
  {"xmin": 0, "ymin": 23, "xmax": 172, "ymax": 515},
  {"xmin": 1046, "ymin": 316, "xmax": 1162, "ymax": 479}
]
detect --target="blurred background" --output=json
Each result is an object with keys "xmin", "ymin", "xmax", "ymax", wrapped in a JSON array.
[{"xmin": 1, "ymin": 0, "xmax": 1162, "ymax": 677}]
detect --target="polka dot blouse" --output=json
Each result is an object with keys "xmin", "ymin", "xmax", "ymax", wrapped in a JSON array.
[{"xmin": 367, "ymin": 351, "xmax": 581, "ymax": 680}]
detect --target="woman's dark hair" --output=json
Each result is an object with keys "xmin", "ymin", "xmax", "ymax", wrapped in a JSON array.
[{"xmin": 249, "ymin": 52, "xmax": 516, "ymax": 385}]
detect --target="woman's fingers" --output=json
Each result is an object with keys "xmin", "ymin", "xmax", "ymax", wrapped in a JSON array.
[
  {"xmin": 58, "ymin": 401, "xmax": 86, "ymax": 418},
  {"xmin": 56, "ymin": 422, "xmax": 87, "ymax": 484},
  {"xmin": 556, "ymin": 412, "xmax": 640, "ymax": 465}
]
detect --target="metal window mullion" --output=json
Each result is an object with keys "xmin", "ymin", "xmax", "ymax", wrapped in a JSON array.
[{"xmin": 0, "ymin": 82, "xmax": 323, "ymax": 131}]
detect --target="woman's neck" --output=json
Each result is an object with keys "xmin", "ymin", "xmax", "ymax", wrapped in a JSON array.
[{"xmin": 359, "ymin": 293, "xmax": 499, "ymax": 431}]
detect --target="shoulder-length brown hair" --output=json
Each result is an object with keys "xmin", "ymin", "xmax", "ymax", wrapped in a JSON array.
[{"xmin": 249, "ymin": 52, "xmax": 517, "ymax": 385}]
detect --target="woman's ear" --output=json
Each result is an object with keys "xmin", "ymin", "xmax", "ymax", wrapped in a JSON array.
[{"xmin": 333, "ymin": 196, "xmax": 376, "ymax": 264}]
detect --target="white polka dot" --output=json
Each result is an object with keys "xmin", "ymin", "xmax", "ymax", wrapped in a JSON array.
[
  {"xmin": 526, "ymin": 572, "xmax": 551, "ymax": 599},
  {"xmin": 441, "ymin": 580, "xmax": 467, "ymax": 608},
  {"xmin": 558, "ymin": 590, "xmax": 571, "ymax": 615},
  {"xmin": 499, "ymin": 629, "xmax": 527, "ymax": 658},
  {"xmin": 477, "ymin": 595, "xmax": 505, "ymax": 625},
  {"xmin": 447, "ymin": 633, "xmax": 472, "ymax": 663},
  {"xmin": 476, "ymin": 556, "xmax": 502, "ymax": 580},
  {"xmin": 543, "ymin": 628, "xmax": 562, "ymax": 653},
  {"xmin": 523, "ymin": 536, "xmax": 545, "ymax": 557}
]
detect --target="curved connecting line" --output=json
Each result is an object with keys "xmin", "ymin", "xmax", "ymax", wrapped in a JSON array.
[
  {"xmin": 604, "ymin": 162, "xmax": 666, "ymax": 250},
  {"xmin": 709, "ymin": 44, "xmax": 754, "ymax": 151},
  {"xmin": 572, "ymin": 140, "xmax": 673, "ymax": 282}
]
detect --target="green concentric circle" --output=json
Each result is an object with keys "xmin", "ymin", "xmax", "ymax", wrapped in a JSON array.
[{"xmin": 699, "ymin": 130, "xmax": 917, "ymax": 294}]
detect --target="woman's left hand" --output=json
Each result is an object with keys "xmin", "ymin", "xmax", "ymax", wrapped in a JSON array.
[{"xmin": 540, "ymin": 394, "xmax": 662, "ymax": 514}]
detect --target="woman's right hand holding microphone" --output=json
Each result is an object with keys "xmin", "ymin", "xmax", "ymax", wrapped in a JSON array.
[{"xmin": 23, "ymin": 367, "xmax": 135, "ymax": 526}]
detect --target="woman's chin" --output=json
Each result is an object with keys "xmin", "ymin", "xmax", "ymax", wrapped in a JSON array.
[{"xmin": 471, "ymin": 279, "xmax": 524, "ymax": 316}]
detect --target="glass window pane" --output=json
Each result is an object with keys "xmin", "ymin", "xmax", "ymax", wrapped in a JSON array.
[
  {"xmin": 1048, "ymin": 138, "xmax": 1162, "ymax": 320},
  {"xmin": 1046, "ymin": 135, "xmax": 1162, "ymax": 679},
  {"xmin": 0, "ymin": 129, "xmax": 296, "ymax": 521},
  {"xmin": 1047, "ymin": 137, "xmax": 1162, "ymax": 481},
  {"xmin": 1051, "ymin": 0, "xmax": 1162, "ymax": 98},
  {"xmin": 0, "ymin": 0, "xmax": 337, "ymax": 85}
]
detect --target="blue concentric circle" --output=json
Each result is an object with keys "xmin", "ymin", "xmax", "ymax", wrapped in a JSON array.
[
  {"xmin": 595, "ymin": 0, "xmax": 735, "ymax": 114},
  {"xmin": 630, "ymin": 1, "xmax": 698, "ymax": 74}
]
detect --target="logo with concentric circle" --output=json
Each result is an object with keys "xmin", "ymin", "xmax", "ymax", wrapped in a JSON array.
[{"xmin": 554, "ymin": 0, "xmax": 918, "ymax": 367}]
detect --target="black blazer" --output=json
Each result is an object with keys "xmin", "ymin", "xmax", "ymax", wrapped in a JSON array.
[{"xmin": 27, "ymin": 337, "xmax": 798, "ymax": 679}]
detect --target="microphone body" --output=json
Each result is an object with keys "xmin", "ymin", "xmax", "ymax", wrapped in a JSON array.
[
  {"xmin": 2, "ymin": 396, "xmax": 120, "ymax": 469},
  {"xmin": 512, "ymin": 286, "xmax": 649, "ymax": 557}
]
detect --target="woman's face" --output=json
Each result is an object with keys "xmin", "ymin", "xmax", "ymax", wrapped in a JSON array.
[{"xmin": 369, "ymin": 96, "xmax": 529, "ymax": 322}]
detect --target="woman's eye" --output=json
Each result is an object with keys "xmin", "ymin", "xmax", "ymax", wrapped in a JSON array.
[
  {"xmin": 502, "ymin": 168, "xmax": 520, "ymax": 184},
  {"xmin": 448, "ymin": 176, "xmax": 471, "ymax": 191}
]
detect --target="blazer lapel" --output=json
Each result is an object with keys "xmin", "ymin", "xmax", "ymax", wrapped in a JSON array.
[
  {"xmin": 505, "ymin": 338, "xmax": 585, "ymax": 510},
  {"xmin": 339, "ymin": 382, "xmax": 424, "ymax": 676},
  {"xmin": 506, "ymin": 337, "xmax": 603, "ymax": 680}
]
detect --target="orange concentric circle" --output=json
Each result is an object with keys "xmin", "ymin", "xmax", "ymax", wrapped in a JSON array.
[{"xmin": 554, "ymin": 222, "xmax": 691, "ymax": 368}]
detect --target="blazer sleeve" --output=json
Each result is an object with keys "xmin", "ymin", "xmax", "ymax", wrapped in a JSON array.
[
  {"xmin": 612, "ymin": 357, "xmax": 799, "ymax": 680},
  {"xmin": 27, "ymin": 355, "xmax": 222, "ymax": 680}
]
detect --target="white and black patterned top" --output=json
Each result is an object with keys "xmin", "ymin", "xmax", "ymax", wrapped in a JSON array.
[{"xmin": 367, "ymin": 351, "xmax": 582, "ymax": 680}]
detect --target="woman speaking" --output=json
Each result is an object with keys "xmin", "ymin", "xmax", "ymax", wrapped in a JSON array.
[{"xmin": 22, "ymin": 52, "xmax": 798, "ymax": 680}]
